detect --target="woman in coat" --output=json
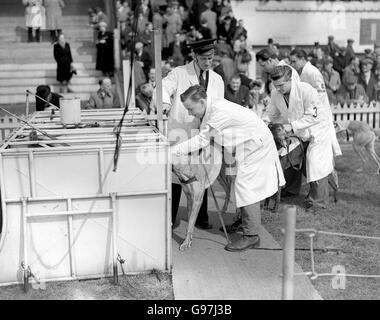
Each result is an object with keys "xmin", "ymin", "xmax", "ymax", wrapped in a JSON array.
[
  {"xmin": 96, "ymin": 22, "xmax": 114, "ymax": 77},
  {"xmin": 53, "ymin": 33, "xmax": 74, "ymax": 93},
  {"xmin": 45, "ymin": 0, "xmax": 65, "ymax": 43}
]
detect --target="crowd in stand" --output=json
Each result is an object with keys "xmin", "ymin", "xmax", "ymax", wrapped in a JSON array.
[{"xmin": 115, "ymin": 0, "xmax": 380, "ymax": 115}]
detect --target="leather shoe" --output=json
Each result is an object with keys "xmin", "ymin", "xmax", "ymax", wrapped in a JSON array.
[
  {"xmin": 195, "ymin": 221, "xmax": 213, "ymax": 230},
  {"xmin": 224, "ymin": 235, "xmax": 260, "ymax": 252}
]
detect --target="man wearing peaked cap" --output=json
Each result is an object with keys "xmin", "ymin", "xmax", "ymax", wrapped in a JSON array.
[{"xmin": 152, "ymin": 37, "xmax": 224, "ymax": 229}]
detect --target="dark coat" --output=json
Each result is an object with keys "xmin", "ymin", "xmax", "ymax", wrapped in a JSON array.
[
  {"xmin": 96, "ymin": 31, "xmax": 114, "ymax": 74},
  {"xmin": 198, "ymin": 26, "xmax": 212, "ymax": 40},
  {"xmin": 224, "ymin": 84, "xmax": 250, "ymax": 107},
  {"xmin": 358, "ymin": 72, "xmax": 377, "ymax": 102},
  {"xmin": 213, "ymin": 64, "xmax": 227, "ymax": 84},
  {"xmin": 135, "ymin": 50, "xmax": 152, "ymax": 78},
  {"xmin": 54, "ymin": 42, "xmax": 73, "ymax": 82}
]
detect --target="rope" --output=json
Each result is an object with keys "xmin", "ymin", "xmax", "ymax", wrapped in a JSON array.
[
  {"xmin": 112, "ymin": 3, "xmax": 140, "ymax": 172},
  {"xmin": 296, "ymin": 228, "xmax": 380, "ymax": 241}
]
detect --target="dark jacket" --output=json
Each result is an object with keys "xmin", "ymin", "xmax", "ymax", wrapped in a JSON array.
[
  {"xmin": 358, "ymin": 71, "xmax": 377, "ymax": 102},
  {"xmin": 96, "ymin": 31, "xmax": 114, "ymax": 74},
  {"xmin": 54, "ymin": 42, "xmax": 73, "ymax": 82},
  {"xmin": 213, "ymin": 64, "xmax": 227, "ymax": 84},
  {"xmin": 224, "ymin": 84, "xmax": 250, "ymax": 107},
  {"xmin": 336, "ymin": 83, "xmax": 369, "ymax": 105}
]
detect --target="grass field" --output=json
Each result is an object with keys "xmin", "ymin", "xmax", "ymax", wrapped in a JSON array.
[{"xmin": 262, "ymin": 142, "xmax": 380, "ymax": 300}]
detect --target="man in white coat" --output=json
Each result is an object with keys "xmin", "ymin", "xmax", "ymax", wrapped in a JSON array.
[
  {"xmin": 157, "ymin": 38, "xmax": 225, "ymax": 229},
  {"xmin": 289, "ymin": 49, "xmax": 342, "ymax": 158},
  {"xmin": 263, "ymin": 65, "xmax": 333, "ymax": 210},
  {"xmin": 256, "ymin": 48, "xmax": 306, "ymax": 198},
  {"xmin": 171, "ymin": 85, "xmax": 285, "ymax": 252}
]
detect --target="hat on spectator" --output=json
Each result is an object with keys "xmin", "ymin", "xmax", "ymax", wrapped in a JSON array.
[
  {"xmin": 328, "ymin": 35, "xmax": 334, "ymax": 41},
  {"xmin": 188, "ymin": 38, "xmax": 216, "ymax": 55},
  {"xmin": 362, "ymin": 58, "xmax": 374, "ymax": 66},
  {"xmin": 346, "ymin": 75, "xmax": 358, "ymax": 85},
  {"xmin": 347, "ymin": 38, "xmax": 354, "ymax": 43}
]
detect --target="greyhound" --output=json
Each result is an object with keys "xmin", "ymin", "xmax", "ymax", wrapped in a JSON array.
[
  {"xmin": 334, "ymin": 120, "xmax": 380, "ymax": 174},
  {"xmin": 172, "ymin": 143, "xmax": 234, "ymax": 251}
]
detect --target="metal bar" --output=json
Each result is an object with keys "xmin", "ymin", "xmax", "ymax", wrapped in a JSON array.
[
  {"xmin": 111, "ymin": 193, "xmax": 118, "ymax": 284},
  {"xmin": 66, "ymin": 198, "xmax": 77, "ymax": 278},
  {"xmin": 28, "ymin": 150, "xmax": 36, "ymax": 197},
  {"xmin": 26, "ymin": 91, "xmax": 30, "ymax": 117},
  {"xmin": 0, "ymin": 153, "xmax": 8, "ymax": 253},
  {"xmin": 27, "ymin": 209, "xmax": 113, "ymax": 218},
  {"xmin": 99, "ymin": 147, "xmax": 105, "ymax": 194},
  {"xmin": 282, "ymin": 205, "xmax": 297, "ymax": 300},
  {"xmin": 21, "ymin": 197, "xmax": 29, "ymax": 293},
  {"xmin": 5, "ymin": 190, "xmax": 169, "ymax": 203},
  {"xmin": 153, "ymin": 29, "xmax": 163, "ymax": 133},
  {"xmin": 165, "ymin": 150, "xmax": 172, "ymax": 272}
]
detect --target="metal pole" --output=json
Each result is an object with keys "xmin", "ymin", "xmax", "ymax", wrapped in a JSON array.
[
  {"xmin": 153, "ymin": 29, "xmax": 163, "ymax": 133},
  {"xmin": 111, "ymin": 193, "xmax": 118, "ymax": 285},
  {"xmin": 26, "ymin": 91, "xmax": 30, "ymax": 117},
  {"xmin": 282, "ymin": 205, "xmax": 297, "ymax": 300}
]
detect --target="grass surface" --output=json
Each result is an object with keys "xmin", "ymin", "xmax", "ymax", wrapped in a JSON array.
[
  {"xmin": 262, "ymin": 142, "xmax": 380, "ymax": 300},
  {"xmin": 0, "ymin": 271, "xmax": 174, "ymax": 300}
]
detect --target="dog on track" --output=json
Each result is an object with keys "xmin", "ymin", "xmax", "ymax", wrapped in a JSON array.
[{"xmin": 334, "ymin": 120, "xmax": 380, "ymax": 174}]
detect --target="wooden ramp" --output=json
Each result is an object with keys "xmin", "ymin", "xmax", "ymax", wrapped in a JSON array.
[{"xmin": 172, "ymin": 191, "xmax": 322, "ymax": 300}]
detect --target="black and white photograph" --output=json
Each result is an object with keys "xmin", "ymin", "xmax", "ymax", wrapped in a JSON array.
[{"xmin": 0, "ymin": 0, "xmax": 379, "ymax": 305}]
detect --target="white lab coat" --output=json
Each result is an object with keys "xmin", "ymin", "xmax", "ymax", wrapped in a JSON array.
[
  {"xmin": 264, "ymin": 81, "xmax": 333, "ymax": 183},
  {"xmin": 300, "ymin": 61, "xmax": 342, "ymax": 157},
  {"xmin": 161, "ymin": 61, "xmax": 225, "ymax": 145},
  {"xmin": 172, "ymin": 98, "xmax": 285, "ymax": 207}
]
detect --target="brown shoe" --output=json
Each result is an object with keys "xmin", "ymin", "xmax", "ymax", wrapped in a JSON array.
[{"xmin": 224, "ymin": 235, "xmax": 260, "ymax": 252}]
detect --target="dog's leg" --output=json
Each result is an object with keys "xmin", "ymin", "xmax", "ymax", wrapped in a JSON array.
[
  {"xmin": 179, "ymin": 182, "xmax": 205, "ymax": 251},
  {"xmin": 365, "ymin": 136, "xmax": 380, "ymax": 174},
  {"xmin": 353, "ymin": 144, "xmax": 367, "ymax": 172}
]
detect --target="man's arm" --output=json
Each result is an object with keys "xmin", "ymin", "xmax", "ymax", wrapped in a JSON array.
[
  {"xmin": 86, "ymin": 93, "xmax": 97, "ymax": 109},
  {"xmin": 261, "ymin": 92, "xmax": 281, "ymax": 123},
  {"xmin": 171, "ymin": 124, "xmax": 212, "ymax": 156}
]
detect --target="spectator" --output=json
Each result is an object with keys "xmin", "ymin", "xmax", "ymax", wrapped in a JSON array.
[
  {"xmin": 200, "ymin": 1, "xmax": 217, "ymax": 39},
  {"xmin": 215, "ymin": 37, "xmax": 234, "ymax": 59},
  {"xmin": 336, "ymin": 75, "xmax": 368, "ymax": 105},
  {"xmin": 44, "ymin": 0, "xmax": 65, "ymax": 44},
  {"xmin": 213, "ymin": 0, "xmax": 224, "ymax": 20},
  {"xmin": 168, "ymin": 33, "xmax": 187, "ymax": 67},
  {"xmin": 86, "ymin": 78, "xmax": 120, "ymax": 109},
  {"xmin": 345, "ymin": 38, "xmax": 355, "ymax": 64},
  {"xmin": 35, "ymin": 85, "xmax": 62, "ymax": 111},
  {"xmin": 135, "ymin": 83, "xmax": 154, "ymax": 114},
  {"xmin": 234, "ymin": 36, "xmax": 251, "ymax": 74},
  {"xmin": 163, "ymin": 3, "xmax": 183, "ymax": 48},
  {"xmin": 192, "ymin": 0, "xmax": 212, "ymax": 28},
  {"xmin": 116, "ymin": 0, "xmax": 130, "ymax": 33},
  {"xmin": 314, "ymin": 59, "xmax": 324, "ymax": 73},
  {"xmin": 233, "ymin": 33, "xmax": 247, "ymax": 55},
  {"xmin": 233, "ymin": 19, "xmax": 247, "ymax": 42},
  {"xmin": 220, "ymin": 48, "xmax": 236, "ymax": 83},
  {"xmin": 134, "ymin": 60, "xmax": 147, "ymax": 88},
  {"xmin": 135, "ymin": 41, "xmax": 152, "ymax": 79},
  {"xmin": 95, "ymin": 7, "xmax": 109, "ymax": 27},
  {"xmin": 358, "ymin": 58, "xmax": 377, "ymax": 102},
  {"xmin": 23, "ymin": 0, "xmax": 43, "ymax": 43},
  {"xmin": 198, "ymin": 19, "xmax": 213, "ymax": 40},
  {"xmin": 88, "ymin": 8, "xmax": 98, "ymax": 27},
  {"xmin": 138, "ymin": 22, "xmax": 154, "ymax": 47},
  {"xmin": 248, "ymin": 80, "xmax": 268, "ymax": 115},
  {"xmin": 342, "ymin": 56, "xmax": 360, "ymax": 87},
  {"xmin": 212, "ymin": 54, "xmax": 227, "ymax": 83},
  {"xmin": 53, "ymin": 33, "xmax": 74, "ymax": 93},
  {"xmin": 96, "ymin": 22, "xmax": 114, "ymax": 77},
  {"xmin": 374, "ymin": 70, "xmax": 380, "ymax": 102},
  {"xmin": 324, "ymin": 35, "xmax": 345, "ymax": 76},
  {"xmin": 322, "ymin": 56, "xmax": 341, "ymax": 104},
  {"xmin": 139, "ymin": 0, "xmax": 151, "ymax": 21},
  {"xmin": 147, "ymin": 67, "xmax": 156, "ymax": 88},
  {"xmin": 225, "ymin": 74, "xmax": 250, "ymax": 107},
  {"xmin": 218, "ymin": 15, "xmax": 236, "ymax": 45},
  {"xmin": 152, "ymin": 5, "xmax": 164, "ymax": 33},
  {"xmin": 220, "ymin": 0, "xmax": 233, "ymax": 20},
  {"xmin": 137, "ymin": 12, "xmax": 148, "ymax": 35}
]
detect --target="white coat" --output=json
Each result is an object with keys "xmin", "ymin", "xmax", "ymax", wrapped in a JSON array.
[
  {"xmin": 161, "ymin": 61, "xmax": 225, "ymax": 145},
  {"xmin": 300, "ymin": 61, "xmax": 342, "ymax": 157},
  {"xmin": 264, "ymin": 81, "xmax": 333, "ymax": 183},
  {"xmin": 172, "ymin": 98, "xmax": 285, "ymax": 207}
]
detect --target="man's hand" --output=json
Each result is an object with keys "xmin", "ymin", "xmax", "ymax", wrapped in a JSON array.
[
  {"xmin": 162, "ymin": 103, "xmax": 172, "ymax": 115},
  {"xmin": 283, "ymin": 124, "xmax": 293, "ymax": 133}
]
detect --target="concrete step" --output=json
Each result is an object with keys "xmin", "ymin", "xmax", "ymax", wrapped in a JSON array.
[
  {"xmin": 0, "ymin": 62, "xmax": 95, "ymax": 71},
  {"xmin": 0, "ymin": 16, "xmax": 92, "ymax": 24},
  {"xmin": 0, "ymin": 92, "xmax": 91, "ymax": 104},
  {"xmin": 0, "ymin": 77, "xmax": 99, "ymax": 86},
  {"xmin": 0, "ymin": 55, "xmax": 95, "ymax": 64},
  {"xmin": 0, "ymin": 40, "xmax": 95, "ymax": 49},
  {"xmin": 0, "ymin": 84, "xmax": 99, "ymax": 95},
  {"xmin": 0, "ymin": 68, "xmax": 102, "ymax": 79}
]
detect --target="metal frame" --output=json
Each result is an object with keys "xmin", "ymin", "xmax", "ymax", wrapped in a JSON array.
[{"xmin": 0, "ymin": 108, "xmax": 171, "ymax": 289}]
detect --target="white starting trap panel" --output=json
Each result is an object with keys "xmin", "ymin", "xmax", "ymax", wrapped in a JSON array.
[{"xmin": 0, "ymin": 109, "xmax": 171, "ymax": 287}]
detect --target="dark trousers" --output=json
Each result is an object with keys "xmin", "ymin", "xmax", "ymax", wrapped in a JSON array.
[
  {"xmin": 171, "ymin": 183, "xmax": 209, "ymax": 225},
  {"xmin": 28, "ymin": 27, "xmax": 40, "ymax": 42}
]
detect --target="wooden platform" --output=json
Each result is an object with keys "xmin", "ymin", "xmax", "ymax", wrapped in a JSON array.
[{"xmin": 171, "ymin": 190, "xmax": 322, "ymax": 300}]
